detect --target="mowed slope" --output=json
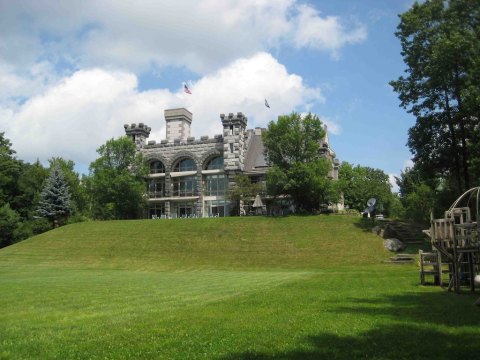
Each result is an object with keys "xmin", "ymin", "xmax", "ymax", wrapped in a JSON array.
[
  {"xmin": 0, "ymin": 215, "xmax": 389, "ymax": 270},
  {"xmin": 5, "ymin": 216, "xmax": 478, "ymax": 360}
]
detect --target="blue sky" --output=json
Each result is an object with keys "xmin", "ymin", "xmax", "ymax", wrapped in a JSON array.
[{"xmin": 0, "ymin": 0, "xmax": 415, "ymax": 189}]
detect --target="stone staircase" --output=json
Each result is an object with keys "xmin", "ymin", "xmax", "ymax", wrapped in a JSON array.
[
  {"xmin": 387, "ymin": 253, "xmax": 416, "ymax": 264},
  {"xmin": 386, "ymin": 221, "xmax": 426, "ymax": 245}
]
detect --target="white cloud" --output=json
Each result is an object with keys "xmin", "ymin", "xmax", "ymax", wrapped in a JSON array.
[
  {"xmin": 404, "ymin": 159, "xmax": 414, "ymax": 170},
  {"xmin": 389, "ymin": 174, "xmax": 399, "ymax": 193},
  {"xmin": 320, "ymin": 116, "xmax": 342, "ymax": 135},
  {"xmin": 292, "ymin": 4, "xmax": 367, "ymax": 58},
  {"xmin": 0, "ymin": 52, "xmax": 321, "ymax": 171},
  {"xmin": 0, "ymin": 1, "xmax": 367, "ymax": 75}
]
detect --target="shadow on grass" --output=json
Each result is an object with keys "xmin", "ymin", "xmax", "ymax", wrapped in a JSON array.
[
  {"xmin": 222, "ymin": 291, "xmax": 480, "ymax": 359},
  {"xmin": 222, "ymin": 324, "xmax": 480, "ymax": 359}
]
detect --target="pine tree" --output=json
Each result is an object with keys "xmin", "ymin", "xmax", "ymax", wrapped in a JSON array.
[{"xmin": 37, "ymin": 165, "xmax": 72, "ymax": 227}]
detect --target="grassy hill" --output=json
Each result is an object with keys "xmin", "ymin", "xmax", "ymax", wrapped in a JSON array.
[
  {"xmin": 1, "ymin": 215, "xmax": 480, "ymax": 360},
  {"xmin": 0, "ymin": 215, "xmax": 389, "ymax": 270}
]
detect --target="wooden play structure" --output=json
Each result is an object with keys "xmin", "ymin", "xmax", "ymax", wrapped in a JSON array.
[{"xmin": 420, "ymin": 187, "xmax": 480, "ymax": 293}]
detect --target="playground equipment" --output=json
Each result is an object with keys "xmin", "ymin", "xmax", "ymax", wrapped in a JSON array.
[{"xmin": 421, "ymin": 187, "xmax": 480, "ymax": 293}]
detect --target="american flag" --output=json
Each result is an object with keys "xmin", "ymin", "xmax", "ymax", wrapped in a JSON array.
[{"xmin": 184, "ymin": 84, "xmax": 192, "ymax": 94}]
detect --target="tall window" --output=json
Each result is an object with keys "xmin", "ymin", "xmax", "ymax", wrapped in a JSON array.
[
  {"xmin": 172, "ymin": 175, "xmax": 197, "ymax": 196},
  {"xmin": 148, "ymin": 179, "xmax": 165, "ymax": 198},
  {"xmin": 150, "ymin": 161, "xmax": 165, "ymax": 174},
  {"xmin": 203, "ymin": 174, "xmax": 227, "ymax": 196},
  {"xmin": 149, "ymin": 203, "xmax": 165, "ymax": 219},
  {"xmin": 173, "ymin": 158, "xmax": 196, "ymax": 172},
  {"xmin": 205, "ymin": 156, "xmax": 224, "ymax": 170}
]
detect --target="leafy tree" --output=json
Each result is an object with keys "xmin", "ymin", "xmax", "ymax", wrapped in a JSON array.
[
  {"xmin": 227, "ymin": 174, "xmax": 264, "ymax": 215},
  {"xmin": 88, "ymin": 137, "xmax": 148, "ymax": 219},
  {"xmin": 0, "ymin": 204, "xmax": 21, "ymax": 248},
  {"xmin": 402, "ymin": 183, "xmax": 436, "ymax": 225},
  {"xmin": 10, "ymin": 160, "xmax": 48, "ymax": 220},
  {"xmin": 390, "ymin": 0, "xmax": 480, "ymax": 194},
  {"xmin": 263, "ymin": 112, "xmax": 340, "ymax": 212},
  {"xmin": 338, "ymin": 162, "xmax": 392, "ymax": 215},
  {"xmin": 37, "ymin": 165, "xmax": 72, "ymax": 227},
  {"xmin": 0, "ymin": 132, "xmax": 21, "ymax": 207}
]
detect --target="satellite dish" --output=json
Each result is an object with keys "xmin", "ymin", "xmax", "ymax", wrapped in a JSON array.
[{"xmin": 367, "ymin": 198, "xmax": 377, "ymax": 207}]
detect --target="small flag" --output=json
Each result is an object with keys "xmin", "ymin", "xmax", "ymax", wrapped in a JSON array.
[
  {"xmin": 265, "ymin": 98, "xmax": 270, "ymax": 108},
  {"xmin": 184, "ymin": 84, "xmax": 192, "ymax": 94}
]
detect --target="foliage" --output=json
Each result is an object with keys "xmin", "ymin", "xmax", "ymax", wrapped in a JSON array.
[
  {"xmin": 390, "ymin": 0, "xmax": 480, "ymax": 195},
  {"xmin": 0, "ymin": 132, "xmax": 22, "ymax": 208},
  {"xmin": 263, "ymin": 112, "xmax": 340, "ymax": 212},
  {"xmin": 48, "ymin": 157, "xmax": 88, "ymax": 216},
  {"xmin": 10, "ymin": 160, "xmax": 49, "ymax": 220},
  {"xmin": 37, "ymin": 165, "xmax": 72, "ymax": 226},
  {"xmin": 0, "ymin": 204, "xmax": 21, "ymax": 247},
  {"xmin": 227, "ymin": 174, "xmax": 264, "ymax": 215},
  {"xmin": 402, "ymin": 183, "xmax": 436, "ymax": 225},
  {"xmin": 338, "ymin": 162, "xmax": 393, "ymax": 215},
  {"xmin": 88, "ymin": 137, "xmax": 148, "ymax": 220}
]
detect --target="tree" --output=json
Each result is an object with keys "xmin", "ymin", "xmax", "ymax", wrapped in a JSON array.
[
  {"xmin": 48, "ymin": 157, "xmax": 88, "ymax": 217},
  {"xmin": 338, "ymin": 162, "xmax": 393, "ymax": 215},
  {"xmin": 390, "ymin": 0, "xmax": 480, "ymax": 195},
  {"xmin": 263, "ymin": 112, "xmax": 340, "ymax": 212},
  {"xmin": 37, "ymin": 165, "xmax": 72, "ymax": 227},
  {"xmin": 11, "ymin": 160, "xmax": 48, "ymax": 220},
  {"xmin": 0, "ymin": 204, "xmax": 21, "ymax": 248},
  {"xmin": 88, "ymin": 137, "xmax": 148, "ymax": 220},
  {"xmin": 227, "ymin": 174, "xmax": 264, "ymax": 215},
  {"xmin": 0, "ymin": 132, "xmax": 21, "ymax": 207}
]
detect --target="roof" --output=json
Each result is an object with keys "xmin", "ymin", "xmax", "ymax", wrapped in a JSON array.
[{"xmin": 243, "ymin": 131, "xmax": 268, "ymax": 174}]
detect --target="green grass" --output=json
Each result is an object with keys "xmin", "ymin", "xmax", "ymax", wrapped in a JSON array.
[{"xmin": 1, "ymin": 215, "xmax": 479, "ymax": 359}]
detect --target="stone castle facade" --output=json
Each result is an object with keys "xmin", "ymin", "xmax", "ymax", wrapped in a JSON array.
[{"xmin": 124, "ymin": 108, "xmax": 339, "ymax": 218}]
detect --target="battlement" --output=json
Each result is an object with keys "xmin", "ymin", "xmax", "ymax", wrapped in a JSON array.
[
  {"xmin": 124, "ymin": 123, "xmax": 151, "ymax": 148},
  {"xmin": 220, "ymin": 112, "xmax": 247, "ymax": 128},
  {"xmin": 144, "ymin": 134, "xmax": 223, "ymax": 148}
]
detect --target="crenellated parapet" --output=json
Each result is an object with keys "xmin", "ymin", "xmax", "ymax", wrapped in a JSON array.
[{"xmin": 124, "ymin": 123, "xmax": 151, "ymax": 149}]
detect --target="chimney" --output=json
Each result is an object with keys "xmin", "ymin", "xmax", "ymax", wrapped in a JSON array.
[{"xmin": 164, "ymin": 108, "xmax": 192, "ymax": 142}]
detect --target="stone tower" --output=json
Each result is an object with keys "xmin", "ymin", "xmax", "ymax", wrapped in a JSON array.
[
  {"xmin": 221, "ymin": 112, "xmax": 247, "ymax": 171},
  {"xmin": 124, "ymin": 123, "xmax": 151, "ymax": 149},
  {"xmin": 165, "ymin": 108, "xmax": 192, "ymax": 142}
]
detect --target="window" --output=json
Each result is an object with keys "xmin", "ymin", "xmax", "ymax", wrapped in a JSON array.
[
  {"xmin": 172, "ymin": 175, "xmax": 197, "ymax": 196},
  {"xmin": 150, "ymin": 161, "xmax": 165, "ymax": 174},
  {"xmin": 203, "ymin": 174, "xmax": 227, "ymax": 196},
  {"xmin": 171, "ymin": 201, "xmax": 196, "ymax": 218},
  {"xmin": 173, "ymin": 158, "xmax": 196, "ymax": 172},
  {"xmin": 229, "ymin": 143, "xmax": 234, "ymax": 153},
  {"xmin": 204, "ymin": 199, "xmax": 228, "ymax": 217},
  {"xmin": 205, "ymin": 156, "xmax": 224, "ymax": 170},
  {"xmin": 148, "ymin": 179, "xmax": 165, "ymax": 198},
  {"xmin": 149, "ymin": 203, "xmax": 165, "ymax": 219}
]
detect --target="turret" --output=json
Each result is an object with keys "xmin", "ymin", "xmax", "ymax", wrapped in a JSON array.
[
  {"xmin": 124, "ymin": 123, "xmax": 151, "ymax": 149},
  {"xmin": 221, "ymin": 112, "xmax": 248, "ymax": 171}
]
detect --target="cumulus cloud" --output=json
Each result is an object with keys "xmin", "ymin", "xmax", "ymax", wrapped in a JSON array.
[
  {"xmin": 0, "ymin": 0, "xmax": 367, "ymax": 75},
  {"xmin": 292, "ymin": 4, "xmax": 367, "ymax": 58},
  {"xmin": 389, "ymin": 174, "xmax": 399, "ymax": 193},
  {"xmin": 0, "ymin": 52, "xmax": 321, "ymax": 171}
]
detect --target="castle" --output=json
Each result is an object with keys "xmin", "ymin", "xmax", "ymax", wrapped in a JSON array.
[{"xmin": 124, "ymin": 108, "xmax": 339, "ymax": 218}]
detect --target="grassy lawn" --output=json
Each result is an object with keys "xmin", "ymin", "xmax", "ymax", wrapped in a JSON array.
[{"xmin": 1, "ymin": 215, "xmax": 479, "ymax": 359}]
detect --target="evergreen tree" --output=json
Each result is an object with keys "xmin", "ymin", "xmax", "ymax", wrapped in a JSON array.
[{"xmin": 37, "ymin": 165, "xmax": 72, "ymax": 227}]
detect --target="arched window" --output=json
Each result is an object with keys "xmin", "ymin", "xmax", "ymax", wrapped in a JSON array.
[
  {"xmin": 173, "ymin": 158, "xmax": 196, "ymax": 172},
  {"xmin": 205, "ymin": 156, "xmax": 224, "ymax": 170},
  {"xmin": 150, "ymin": 161, "xmax": 165, "ymax": 174}
]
